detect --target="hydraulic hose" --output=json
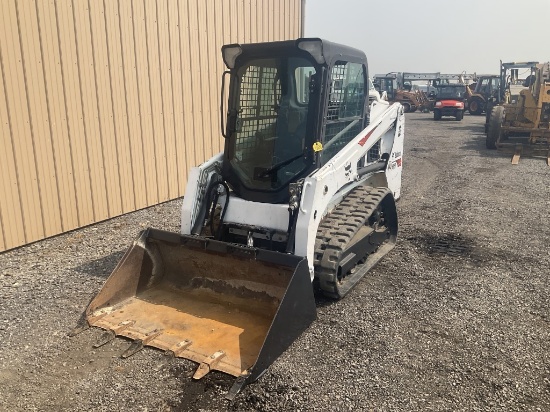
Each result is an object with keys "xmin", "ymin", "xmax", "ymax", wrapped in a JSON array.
[
  {"xmin": 285, "ymin": 208, "xmax": 300, "ymax": 254},
  {"xmin": 357, "ymin": 153, "xmax": 390, "ymax": 177},
  {"xmin": 191, "ymin": 175, "xmax": 221, "ymax": 235},
  {"xmin": 215, "ymin": 181, "xmax": 231, "ymax": 240}
]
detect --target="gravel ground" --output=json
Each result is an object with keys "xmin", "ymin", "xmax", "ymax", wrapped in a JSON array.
[{"xmin": 1, "ymin": 113, "xmax": 549, "ymax": 411}]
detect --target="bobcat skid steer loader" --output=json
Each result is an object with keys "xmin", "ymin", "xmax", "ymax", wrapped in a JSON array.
[{"xmin": 72, "ymin": 38, "xmax": 405, "ymax": 398}]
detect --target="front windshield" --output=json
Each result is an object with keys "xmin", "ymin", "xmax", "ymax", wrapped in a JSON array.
[
  {"xmin": 475, "ymin": 77, "xmax": 499, "ymax": 94},
  {"xmin": 228, "ymin": 57, "xmax": 316, "ymax": 192},
  {"xmin": 436, "ymin": 85, "xmax": 466, "ymax": 99},
  {"xmin": 475, "ymin": 78, "xmax": 490, "ymax": 93}
]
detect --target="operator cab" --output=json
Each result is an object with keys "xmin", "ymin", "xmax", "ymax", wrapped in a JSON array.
[
  {"xmin": 434, "ymin": 84, "xmax": 467, "ymax": 101},
  {"xmin": 474, "ymin": 75, "xmax": 500, "ymax": 97},
  {"xmin": 221, "ymin": 39, "xmax": 369, "ymax": 203},
  {"xmin": 373, "ymin": 75, "xmax": 398, "ymax": 100},
  {"xmin": 498, "ymin": 62, "xmax": 539, "ymax": 104}
]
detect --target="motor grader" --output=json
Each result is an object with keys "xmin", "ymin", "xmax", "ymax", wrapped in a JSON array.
[
  {"xmin": 72, "ymin": 38, "xmax": 405, "ymax": 398},
  {"xmin": 486, "ymin": 62, "xmax": 550, "ymax": 164}
]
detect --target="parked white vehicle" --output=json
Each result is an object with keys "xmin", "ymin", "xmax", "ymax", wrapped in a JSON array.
[{"xmin": 81, "ymin": 38, "xmax": 405, "ymax": 399}]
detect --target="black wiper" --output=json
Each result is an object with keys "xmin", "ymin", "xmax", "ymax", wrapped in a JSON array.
[{"xmin": 259, "ymin": 153, "xmax": 303, "ymax": 177}]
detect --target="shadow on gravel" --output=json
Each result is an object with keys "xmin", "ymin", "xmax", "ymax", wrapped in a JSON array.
[
  {"xmin": 409, "ymin": 116, "xmax": 464, "ymax": 122},
  {"xmin": 314, "ymin": 292, "xmax": 334, "ymax": 308},
  {"xmin": 410, "ymin": 117, "xmax": 486, "ymax": 132},
  {"xmin": 168, "ymin": 363, "xmax": 231, "ymax": 412},
  {"xmin": 74, "ymin": 250, "xmax": 125, "ymax": 277},
  {"xmin": 460, "ymin": 135, "xmax": 509, "ymax": 161},
  {"xmin": 462, "ymin": 136, "xmax": 550, "ymax": 165},
  {"xmin": 403, "ymin": 231, "xmax": 485, "ymax": 264},
  {"xmin": 408, "ymin": 116, "xmax": 452, "ymax": 122},
  {"xmin": 445, "ymin": 124, "xmax": 485, "ymax": 133},
  {"xmin": 406, "ymin": 116, "xmax": 433, "ymax": 121}
]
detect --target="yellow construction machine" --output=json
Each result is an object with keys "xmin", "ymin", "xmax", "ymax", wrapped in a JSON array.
[
  {"xmin": 71, "ymin": 38, "xmax": 405, "ymax": 398},
  {"xmin": 486, "ymin": 62, "xmax": 550, "ymax": 164},
  {"xmin": 373, "ymin": 73, "xmax": 430, "ymax": 112},
  {"xmin": 465, "ymin": 75, "xmax": 500, "ymax": 115}
]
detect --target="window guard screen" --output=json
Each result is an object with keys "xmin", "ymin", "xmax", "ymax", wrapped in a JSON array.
[
  {"xmin": 234, "ymin": 65, "xmax": 280, "ymax": 161},
  {"xmin": 322, "ymin": 61, "xmax": 366, "ymax": 164}
]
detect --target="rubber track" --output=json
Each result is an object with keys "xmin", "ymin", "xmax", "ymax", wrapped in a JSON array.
[{"xmin": 314, "ymin": 185, "xmax": 392, "ymax": 298}]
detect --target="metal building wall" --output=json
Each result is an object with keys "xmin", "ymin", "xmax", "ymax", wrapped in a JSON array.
[{"xmin": 0, "ymin": 0, "xmax": 303, "ymax": 252}]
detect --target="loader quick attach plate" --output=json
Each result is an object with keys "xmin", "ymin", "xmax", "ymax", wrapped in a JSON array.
[{"xmin": 84, "ymin": 229, "xmax": 316, "ymax": 392}]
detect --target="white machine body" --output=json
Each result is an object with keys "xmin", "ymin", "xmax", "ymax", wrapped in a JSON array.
[{"xmin": 181, "ymin": 101, "xmax": 404, "ymax": 280}]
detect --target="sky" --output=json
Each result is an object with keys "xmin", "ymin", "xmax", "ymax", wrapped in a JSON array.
[{"xmin": 304, "ymin": 0, "xmax": 549, "ymax": 77}]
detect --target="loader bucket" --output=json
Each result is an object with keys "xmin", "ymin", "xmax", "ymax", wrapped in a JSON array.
[{"xmin": 85, "ymin": 228, "xmax": 316, "ymax": 388}]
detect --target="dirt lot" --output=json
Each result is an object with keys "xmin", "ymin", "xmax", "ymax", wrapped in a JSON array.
[{"xmin": 1, "ymin": 113, "xmax": 549, "ymax": 411}]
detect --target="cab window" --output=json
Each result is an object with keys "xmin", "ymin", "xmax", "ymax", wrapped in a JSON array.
[{"xmin": 322, "ymin": 61, "xmax": 366, "ymax": 164}]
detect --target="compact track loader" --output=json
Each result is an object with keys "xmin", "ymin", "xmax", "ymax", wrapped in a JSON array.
[{"xmin": 72, "ymin": 38, "xmax": 405, "ymax": 398}]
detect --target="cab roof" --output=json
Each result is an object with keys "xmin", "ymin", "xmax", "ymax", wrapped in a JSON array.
[{"xmin": 222, "ymin": 38, "xmax": 368, "ymax": 69}]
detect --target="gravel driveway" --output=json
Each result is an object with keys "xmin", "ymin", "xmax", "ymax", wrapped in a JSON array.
[{"xmin": 1, "ymin": 113, "xmax": 549, "ymax": 411}]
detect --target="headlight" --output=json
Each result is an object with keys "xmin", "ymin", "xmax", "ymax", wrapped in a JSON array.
[
  {"xmin": 435, "ymin": 101, "xmax": 442, "ymax": 107},
  {"xmin": 455, "ymin": 102, "xmax": 464, "ymax": 107}
]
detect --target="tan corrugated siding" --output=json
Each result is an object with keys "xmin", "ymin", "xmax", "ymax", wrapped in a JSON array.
[
  {"xmin": 1, "ymin": 0, "xmax": 45, "ymax": 244},
  {"xmin": 0, "ymin": 0, "xmax": 303, "ymax": 252}
]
